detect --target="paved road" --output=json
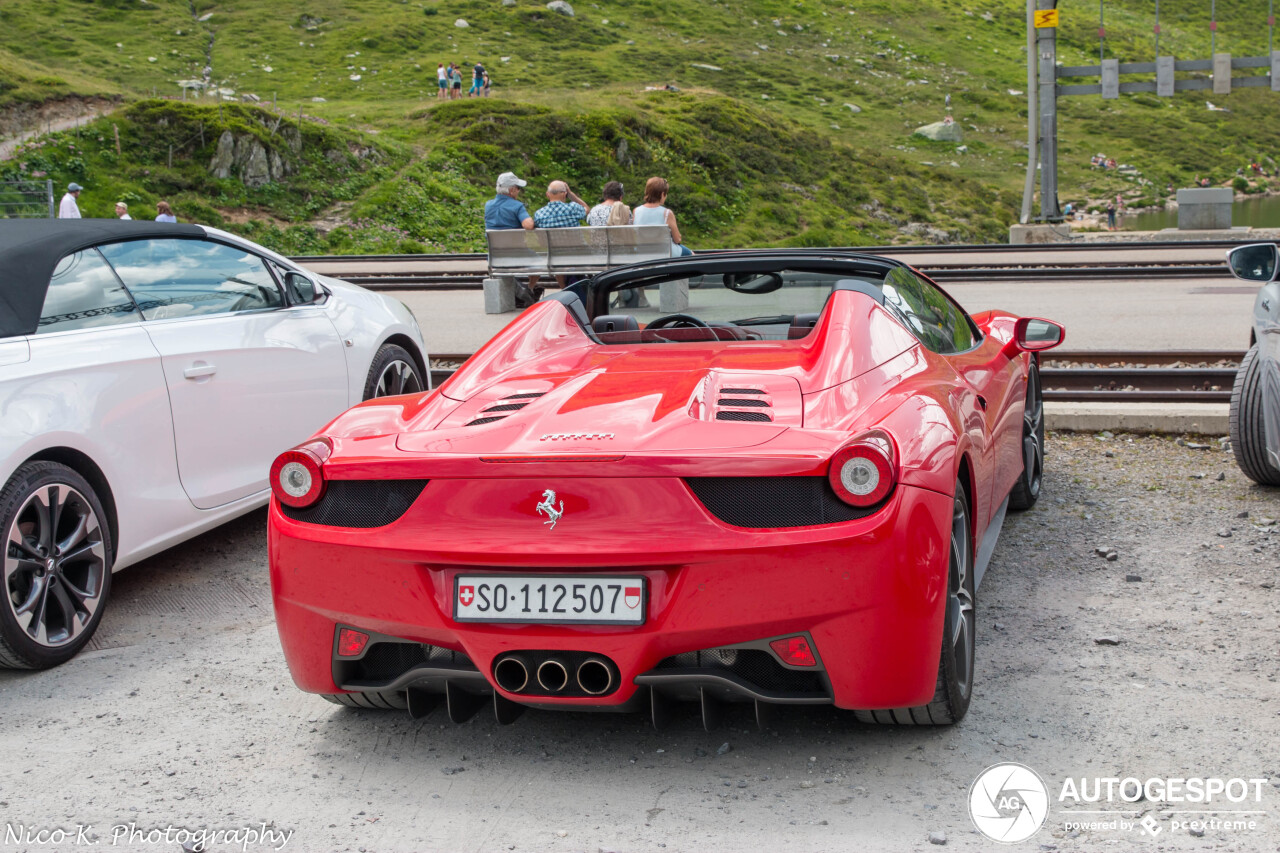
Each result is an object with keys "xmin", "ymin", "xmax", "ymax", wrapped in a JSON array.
[{"xmin": 378, "ymin": 277, "xmax": 1256, "ymax": 357}]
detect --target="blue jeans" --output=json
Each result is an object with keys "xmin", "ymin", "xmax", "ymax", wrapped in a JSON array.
[{"xmin": 674, "ymin": 243, "xmax": 693, "ymax": 257}]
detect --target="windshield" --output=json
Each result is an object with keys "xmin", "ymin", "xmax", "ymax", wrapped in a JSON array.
[{"xmin": 590, "ymin": 268, "xmax": 886, "ymax": 345}]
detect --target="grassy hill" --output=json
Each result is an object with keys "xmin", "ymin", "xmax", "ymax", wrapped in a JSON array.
[{"xmin": 1, "ymin": 0, "xmax": 1278, "ymax": 251}]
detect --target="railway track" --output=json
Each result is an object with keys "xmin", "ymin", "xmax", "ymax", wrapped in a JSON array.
[{"xmin": 426, "ymin": 351, "xmax": 1244, "ymax": 405}]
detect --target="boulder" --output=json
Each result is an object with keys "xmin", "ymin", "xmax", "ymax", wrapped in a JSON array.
[
  {"xmin": 547, "ymin": 0, "xmax": 574, "ymax": 16},
  {"xmin": 454, "ymin": 18, "xmax": 469, "ymax": 28},
  {"xmin": 236, "ymin": 138, "xmax": 271, "ymax": 188},
  {"xmin": 209, "ymin": 130, "xmax": 235, "ymax": 179},
  {"xmin": 913, "ymin": 120, "xmax": 963, "ymax": 143}
]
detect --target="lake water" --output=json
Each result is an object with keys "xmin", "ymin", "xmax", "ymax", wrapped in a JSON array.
[{"xmin": 1120, "ymin": 194, "xmax": 1280, "ymax": 231}]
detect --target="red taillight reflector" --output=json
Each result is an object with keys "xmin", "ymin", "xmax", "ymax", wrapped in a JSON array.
[
  {"xmin": 828, "ymin": 431, "xmax": 896, "ymax": 507},
  {"xmin": 269, "ymin": 438, "xmax": 332, "ymax": 508},
  {"xmin": 337, "ymin": 628, "xmax": 369, "ymax": 657},
  {"xmin": 478, "ymin": 455, "xmax": 625, "ymax": 463},
  {"xmin": 769, "ymin": 636, "xmax": 817, "ymax": 668}
]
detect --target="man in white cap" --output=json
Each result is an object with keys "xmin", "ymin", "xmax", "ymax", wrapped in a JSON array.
[
  {"xmin": 483, "ymin": 171, "xmax": 534, "ymax": 231},
  {"xmin": 58, "ymin": 183, "xmax": 83, "ymax": 219},
  {"xmin": 484, "ymin": 171, "xmax": 540, "ymax": 306}
]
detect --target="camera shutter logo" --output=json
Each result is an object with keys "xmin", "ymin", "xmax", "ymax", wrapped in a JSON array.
[{"xmin": 969, "ymin": 762, "xmax": 1050, "ymax": 843}]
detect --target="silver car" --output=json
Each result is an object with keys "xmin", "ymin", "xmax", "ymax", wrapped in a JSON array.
[
  {"xmin": 1225, "ymin": 243, "xmax": 1280, "ymax": 486},
  {"xmin": 1, "ymin": 219, "xmax": 429, "ymax": 668}
]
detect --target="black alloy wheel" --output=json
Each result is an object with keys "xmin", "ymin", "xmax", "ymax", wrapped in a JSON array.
[
  {"xmin": 1008, "ymin": 361, "xmax": 1045, "ymax": 510},
  {"xmin": 363, "ymin": 343, "xmax": 425, "ymax": 401},
  {"xmin": 0, "ymin": 462, "xmax": 112, "ymax": 669}
]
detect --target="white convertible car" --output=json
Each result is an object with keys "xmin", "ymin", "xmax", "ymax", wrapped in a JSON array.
[{"xmin": 0, "ymin": 219, "xmax": 429, "ymax": 668}]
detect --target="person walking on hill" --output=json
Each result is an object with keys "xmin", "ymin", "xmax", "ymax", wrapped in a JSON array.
[
  {"xmin": 58, "ymin": 183, "xmax": 83, "ymax": 219},
  {"xmin": 587, "ymin": 181, "xmax": 631, "ymax": 226},
  {"xmin": 450, "ymin": 64, "xmax": 463, "ymax": 99},
  {"xmin": 469, "ymin": 63, "xmax": 485, "ymax": 98},
  {"xmin": 482, "ymin": 69, "xmax": 492, "ymax": 97},
  {"xmin": 1105, "ymin": 201, "xmax": 1117, "ymax": 231},
  {"xmin": 115, "ymin": 202, "xmax": 131, "ymax": 220},
  {"xmin": 633, "ymin": 177, "xmax": 691, "ymax": 256},
  {"xmin": 436, "ymin": 63, "xmax": 448, "ymax": 100},
  {"xmin": 155, "ymin": 201, "xmax": 177, "ymax": 223}
]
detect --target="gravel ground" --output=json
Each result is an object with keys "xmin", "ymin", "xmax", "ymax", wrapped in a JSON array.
[{"xmin": 2, "ymin": 433, "xmax": 1278, "ymax": 853}]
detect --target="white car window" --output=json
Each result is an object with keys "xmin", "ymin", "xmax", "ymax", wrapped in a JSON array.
[
  {"xmin": 98, "ymin": 238, "xmax": 283, "ymax": 321},
  {"xmin": 37, "ymin": 249, "xmax": 141, "ymax": 334}
]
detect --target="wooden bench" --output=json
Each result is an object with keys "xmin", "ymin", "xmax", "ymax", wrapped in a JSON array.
[{"xmin": 484, "ymin": 225, "xmax": 687, "ymax": 313}]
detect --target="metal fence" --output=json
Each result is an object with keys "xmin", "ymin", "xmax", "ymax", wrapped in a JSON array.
[{"xmin": 0, "ymin": 179, "xmax": 54, "ymax": 218}]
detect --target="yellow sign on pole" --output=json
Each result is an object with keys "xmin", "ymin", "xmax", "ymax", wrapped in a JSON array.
[{"xmin": 1034, "ymin": 9, "xmax": 1059, "ymax": 28}]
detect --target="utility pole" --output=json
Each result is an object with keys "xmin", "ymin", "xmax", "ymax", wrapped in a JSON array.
[
  {"xmin": 1036, "ymin": 0, "xmax": 1061, "ymax": 220},
  {"xmin": 1020, "ymin": 0, "xmax": 1037, "ymax": 224}
]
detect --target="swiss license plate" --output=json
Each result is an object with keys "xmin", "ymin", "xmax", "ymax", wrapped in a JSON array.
[{"xmin": 453, "ymin": 575, "xmax": 646, "ymax": 625}]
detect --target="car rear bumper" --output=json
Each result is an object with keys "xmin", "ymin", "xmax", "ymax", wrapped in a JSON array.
[{"xmin": 268, "ymin": 478, "xmax": 955, "ymax": 712}]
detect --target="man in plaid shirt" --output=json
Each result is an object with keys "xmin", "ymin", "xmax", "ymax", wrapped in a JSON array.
[{"xmin": 533, "ymin": 181, "xmax": 588, "ymax": 228}]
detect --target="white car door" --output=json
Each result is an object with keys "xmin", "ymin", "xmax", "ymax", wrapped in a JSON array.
[{"xmin": 99, "ymin": 238, "xmax": 349, "ymax": 510}]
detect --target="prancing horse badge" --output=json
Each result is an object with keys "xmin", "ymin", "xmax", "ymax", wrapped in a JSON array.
[{"xmin": 535, "ymin": 489, "xmax": 565, "ymax": 530}]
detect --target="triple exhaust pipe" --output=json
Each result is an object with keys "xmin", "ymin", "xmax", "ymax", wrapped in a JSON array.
[{"xmin": 493, "ymin": 653, "xmax": 616, "ymax": 696}]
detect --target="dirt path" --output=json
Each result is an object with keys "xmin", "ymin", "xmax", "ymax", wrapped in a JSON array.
[
  {"xmin": 0, "ymin": 97, "xmax": 120, "ymax": 160},
  {"xmin": 0, "ymin": 433, "xmax": 1276, "ymax": 851}
]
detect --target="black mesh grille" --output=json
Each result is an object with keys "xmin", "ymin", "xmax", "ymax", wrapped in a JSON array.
[
  {"xmin": 686, "ymin": 476, "xmax": 881, "ymax": 527},
  {"xmin": 348, "ymin": 642, "xmax": 477, "ymax": 682},
  {"xmin": 503, "ymin": 392, "xmax": 545, "ymax": 400},
  {"xmin": 280, "ymin": 479, "xmax": 427, "ymax": 528},
  {"xmin": 655, "ymin": 649, "xmax": 827, "ymax": 695},
  {"xmin": 718, "ymin": 397, "xmax": 770, "ymax": 407},
  {"xmin": 720, "ymin": 388, "xmax": 766, "ymax": 395},
  {"xmin": 482, "ymin": 403, "xmax": 528, "ymax": 413},
  {"xmin": 715, "ymin": 411, "xmax": 772, "ymax": 422},
  {"xmin": 466, "ymin": 416, "xmax": 507, "ymax": 426}
]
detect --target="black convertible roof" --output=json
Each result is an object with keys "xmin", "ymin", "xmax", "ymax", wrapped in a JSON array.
[{"xmin": 0, "ymin": 219, "xmax": 203, "ymax": 338}]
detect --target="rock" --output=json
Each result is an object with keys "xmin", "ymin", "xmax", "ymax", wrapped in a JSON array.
[
  {"xmin": 455, "ymin": 18, "xmax": 470, "ymax": 27},
  {"xmin": 799, "ymin": 781, "xmax": 816, "ymax": 789},
  {"xmin": 844, "ymin": 103, "xmax": 862, "ymax": 113},
  {"xmin": 993, "ymin": 622, "xmax": 1006, "ymax": 631},
  {"xmin": 236, "ymin": 139, "xmax": 271, "ymax": 188},
  {"xmin": 1106, "ymin": 552, "xmax": 1119, "ymax": 562},
  {"xmin": 913, "ymin": 121, "xmax": 963, "ymax": 142},
  {"xmin": 1125, "ymin": 574, "xmax": 1142, "ymax": 582},
  {"xmin": 349, "ymin": 74, "xmax": 362, "ymax": 81},
  {"xmin": 1185, "ymin": 442, "xmax": 1212, "ymax": 450},
  {"xmin": 1094, "ymin": 637, "xmax": 1121, "ymax": 646},
  {"xmin": 1217, "ymin": 529, "xmax": 1233, "ymax": 538},
  {"xmin": 546, "ymin": 0, "xmax": 574, "ymax": 16},
  {"xmin": 555, "ymin": 829, "xmax": 568, "ymax": 837},
  {"xmin": 208, "ymin": 130, "xmax": 235, "ymax": 179},
  {"xmin": 716, "ymin": 742, "xmax": 731, "ymax": 755},
  {"xmin": 503, "ymin": 0, "xmax": 516, "ymax": 4},
  {"xmin": 690, "ymin": 63, "xmax": 722, "ymax": 71},
  {"xmin": 1215, "ymin": 472, "xmax": 1225, "ymax": 481},
  {"xmin": 1255, "ymin": 517, "xmax": 1276, "ymax": 527},
  {"xmin": 929, "ymin": 831, "xmax": 947, "ymax": 845},
  {"xmin": 1237, "ymin": 511, "xmax": 1250, "ymax": 518},
  {"xmin": 441, "ymin": 766, "xmax": 465, "ymax": 775},
  {"xmin": 1189, "ymin": 826, "xmax": 1205, "ymax": 837},
  {"xmin": 1104, "ymin": 451, "xmax": 1115, "ymax": 457}
]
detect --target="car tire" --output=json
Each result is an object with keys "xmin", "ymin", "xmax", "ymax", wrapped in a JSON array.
[
  {"xmin": 1008, "ymin": 360, "xmax": 1045, "ymax": 510},
  {"xmin": 322, "ymin": 690, "xmax": 408, "ymax": 710},
  {"xmin": 1229, "ymin": 344, "xmax": 1280, "ymax": 486},
  {"xmin": 362, "ymin": 343, "xmax": 425, "ymax": 402},
  {"xmin": 853, "ymin": 478, "xmax": 975, "ymax": 725},
  {"xmin": 0, "ymin": 461, "xmax": 113, "ymax": 669}
]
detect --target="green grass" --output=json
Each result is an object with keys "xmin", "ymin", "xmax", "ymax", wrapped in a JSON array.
[{"xmin": 2, "ymin": 0, "xmax": 1278, "ymax": 249}]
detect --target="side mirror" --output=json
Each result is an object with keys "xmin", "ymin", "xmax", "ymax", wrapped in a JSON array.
[
  {"xmin": 284, "ymin": 271, "xmax": 321, "ymax": 304},
  {"xmin": 1226, "ymin": 244, "xmax": 1278, "ymax": 283},
  {"xmin": 1014, "ymin": 317, "xmax": 1065, "ymax": 352}
]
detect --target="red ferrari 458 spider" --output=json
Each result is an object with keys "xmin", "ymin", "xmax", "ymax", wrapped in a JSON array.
[{"xmin": 268, "ymin": 251, "xmax": 1063, "ymax": 728}]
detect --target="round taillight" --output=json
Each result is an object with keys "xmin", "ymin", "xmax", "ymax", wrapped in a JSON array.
[
  {"xmin": 270, "ymin": 439, "xmax": 331, "ymax": 508},
  {"xmin": 828, "ymin": 435, "xmax": 895, "ymax": 507}
]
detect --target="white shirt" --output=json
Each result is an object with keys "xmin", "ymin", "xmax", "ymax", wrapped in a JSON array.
[
  {"xmin": 437, "ymin": 67, "xmax": 447, "ymax": 81},
  {"xmin": 117, "ymin": 213, "xmax": 132, "ymax": 220},
  {"xmin": 58, "ymin": 193, "xmax": 81, "ymax": 219}
]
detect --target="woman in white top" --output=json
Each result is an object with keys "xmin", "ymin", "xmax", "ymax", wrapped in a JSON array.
[
  {"xmin": 154, "ymin": 200, "xmax": 177, "ymax": 223},
  {"xmin": 586, "ymin": 181, "xmax": 631, "ymax": 226},
  {"xmin": 632, "ymin": 176, "xmax": 691, "ymax": 256}
]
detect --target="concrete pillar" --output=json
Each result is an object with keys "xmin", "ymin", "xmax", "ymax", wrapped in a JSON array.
[
  {"xmin": 659, "ymin": 280, "xmax": 689, "ymax": 313},
  {"xmin": 1176, "ymin": 187, "xmax": 1233, "ymax": 230},
  {"xmin": 483, "ymin": 276, "xmax": 516, "ymax": 314}
]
